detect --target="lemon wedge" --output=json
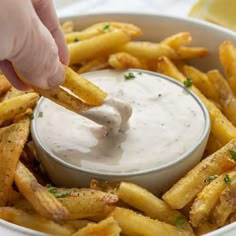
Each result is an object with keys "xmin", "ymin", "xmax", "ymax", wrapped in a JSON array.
[{"xmin": 189, "ymin": 0, "xmax": 236, "ymax": 31}]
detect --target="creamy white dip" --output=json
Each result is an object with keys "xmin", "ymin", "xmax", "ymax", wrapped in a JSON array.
[{"xmin": 36, "ymin": 70, "xmax": 206, "ymax": 174}]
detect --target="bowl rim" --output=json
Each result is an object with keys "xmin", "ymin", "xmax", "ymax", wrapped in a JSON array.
[{"xmin": 31, "ymin": 69, "xmax": 211, "ymax": 177}]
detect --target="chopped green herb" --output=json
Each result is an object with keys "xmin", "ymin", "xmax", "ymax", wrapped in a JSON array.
[
  {"xmin": 74, "ymin": 37, "xmax": 79, "ymax": 42},
  {"xmin": 53, "ymin": 191, "xmax": 70, "ymax": 198},
  {"xmin": 102, "ymin": 24, "xmax": 111, "ymax": 32},
  {"xmin": 183, "ymin": 77, "xmax": 193, "ymax": 88},
  {"xmin": 228, "ymin": 149, "xmax": 236, "ymax": 161},
  {"xmin": 47, "ymin": 185, "xmax": 57, "ymax": 194},
  {"xmin": 124, "ymin": 72, "xmax": 136, "ymax": 80},
  {"xmin": 38, "ymin": 111, "xmax": 43, "ymax": 118},
  {"xmin": 175, "ymin": 215, "xmax": 185, "ymax": 229},
  {"xmin": 29, "ymin": 113, "xmax": 34, "ymax": 120},
  {"xmin": 224, "ymin": 174, "xmax": 231, "ymax": 184},
  {"xmin": 208, "ymin": 175, "xmax": 219, "ymax": 181}
]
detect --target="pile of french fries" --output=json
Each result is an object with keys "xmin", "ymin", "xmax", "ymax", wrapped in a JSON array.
[{"xmin": 0, "ymin": 21, "xmax": 236, "ymax": 235}]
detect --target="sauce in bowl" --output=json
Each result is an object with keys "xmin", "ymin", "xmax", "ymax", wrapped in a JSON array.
[{"xmin": 34, "ymin": 69, "xmax": 208, "ymax": 175}]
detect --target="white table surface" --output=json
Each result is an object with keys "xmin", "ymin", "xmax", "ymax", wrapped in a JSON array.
[{"xmin": 2, "ymin": 1, "xmax": 236, "ymax": 235}]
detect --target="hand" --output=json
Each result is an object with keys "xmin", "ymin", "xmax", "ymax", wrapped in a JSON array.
[{"xmin": 0, "ymin": 0, "xmax": 69, "ymax": 90}]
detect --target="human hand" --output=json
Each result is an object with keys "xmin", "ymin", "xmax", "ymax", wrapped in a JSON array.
[{"xmin": 0, "ymin": 0, "xmax": 69, "ymax": 90}]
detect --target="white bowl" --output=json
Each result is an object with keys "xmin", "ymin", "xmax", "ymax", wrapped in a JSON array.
[
  {"xmin": 4, "ymin": 12, "xmax": 236, "ymax": 236},
  {"xmin": 31, "ymin": 69, "xmax": 210, "ymax": 195}
]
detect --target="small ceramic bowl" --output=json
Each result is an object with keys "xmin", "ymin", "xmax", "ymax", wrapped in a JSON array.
[{"xmin": 31, "ymin": 69, "xmax": 210, "ymax": 195}]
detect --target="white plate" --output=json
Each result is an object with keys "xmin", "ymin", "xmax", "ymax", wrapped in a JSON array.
[{"xmin": 2, "ymin": 12, "xmax": 236, "ymax": 235}]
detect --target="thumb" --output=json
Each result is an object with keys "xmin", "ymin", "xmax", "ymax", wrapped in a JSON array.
[{"xmin": 10, "ymin": 5, "xmax": 65, "ymax": 89}]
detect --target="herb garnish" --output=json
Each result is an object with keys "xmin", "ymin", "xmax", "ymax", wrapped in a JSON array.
[
  {"xmin": 228, "ymin": 149, "xmax": 236, "ymax": 161},
  {"xmin": 102, "ymin": 24, "xmax": 111, "ymax": 32},
  {"xmin": 38, "ymin": 111, "xmax": 43, "ymax": 118},
  {"xmin": 224, "ymin": 174, "xmax": 231, "ymax": 184},
  {"xmin": 29, "ymin": 113, "xmax": 34, "ymax": 120},
  {"xmin": 183, "ymin": 77, "xmax": 193, "ymax": 88},
  {"xmin": 175, "ymin": 215, "xmax": 185, "ymax": 229},
  {"xmin": 124, "ymin": 72, "xmax": 136, "ymax": 80},
  {"xmin": 74, "ymin": 37, "xmax": 79, "ymax": 42},
  {"xmin": 208, "ymin": 175, "xmax": 219, "ymax": 181},
  {"xmin": 47, "ymin": 184, "xmax": 70, "ymax": 198}
]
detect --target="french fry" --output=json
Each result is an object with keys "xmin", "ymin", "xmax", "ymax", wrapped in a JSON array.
[
  {"xmin": 62, "ymin": 20, "xmax": 74, "ymax": 34},
  {"xmin": 205, "ymin": 132, "xmax": 223, "ymax": 156},
  {"xmin": 118, "ymin": 182, "xmax": 193, "ymax": 233},
  {"xmin": 62, "ymin": 66, "xmax": 107, "ymax": 106},
  {"xmin": 108, "ymin": 52, "xmax": 147, "ymax": 70},
  {"xmin": 0, "ymin": 117, "xmax": 30, "ymax": 206},
  {"xmin": 0, "ymin": 93, "xmax": 38, "ymax": 126},
  {"xmin": 63, "ymin": 219, "xmax": 93, "ymax": 232},
  {"xmin": 194, "ymin": 222, "xmax": 218, "ymax": 236},
  {"xmin": 77, "ymin": 57, "xmax": 109, "ymax": 74},
  {"xmin": 157, "ymin": 56, "xmax": 236, "ymax": 145},
  {"xmin": 0, "ymin": 207, "xmax": 73, "ymax": 236},
  {"xmin": 190, "ymin": 170, "xmax": 236, "ymax": 227},
  {"xmin": 78, "ymin": 22, "xmax": 142, "ymax": 38},
  {"xmin": 54, "ymin": 187, "xmax": 118, "ymax": 220},
  {"xmin": 90, "ymin": 179, "xmax": 118, "ymax": 194},
  {"xmin": 162, "ymin": 138, "xmax": 236, "ymax": 209},
  {"xmin": 66, "ymin": 22, "xmax": 142, "ymax": 44},
  {"xmin": 211, "ymin": 176, "xmax": 236, "ymax": 226},
  {"xmin": 207, "ymin": 69, "xmax": 236, "ymax": 126},
  {"xmin": 183, "ymin": 65, "xmax": 219, "ymax": 104},
  {"xmin": 14, "ymin": 162, "xmax": 69, "ymax": 222},
  {"xmin": 110, "ymin": 207, "xmax": 193, "ymax": 236},
  {"xmin": 118, "ymin": 41, "xmax": 178, "ymax": 60},
  {"xmin": 219, "ymin": 40, "xmax": 236, "ymax": 95},
  {"xmin": 161, "ymin": 32, "xmax": 192, "ymax": 49},
  {"xmin": 69, "ymin": 30, "xmax": 131, "ymax": 65},
  {"xmin": 176, "ymin": 46, "xmax": 208, "ymax": 59},
  {"xmin": 72, "ymin": 217, "xmax": 121, "ymax": 236},
  {"xmin": 2, "ymin": 87, "xmax": 33, "ymax": 101},
  {"xmin": 0, "ymin": 74, "xmax": 11, "ymax": 96}
]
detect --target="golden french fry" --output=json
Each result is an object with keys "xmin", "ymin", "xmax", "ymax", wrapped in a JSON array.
[
  {"xmin": 72, "ymin": 217, "xmax": 121, "ymax": 236},
  {"xmin": 54, "ymin": 187, "xmax": 118, "ymax": 220},
  {"xmin": 63, "ymin": 219, "xmax": 93, "ymax": 232},
  {"xmin": 77, "ymin": 57, "xmax": 109, "ymax": 74},
  {"xmin": 0, "ymin": 117, "xmax": 30, "ymax": 206},
  {"xmin": 118, "ymin": 41, "xmax": 178, "ymax": 60},
  {"xmin": 162, "ymin": 138, "xmax": 236, "ymax": 209},
  {"xmin": 2, "ymin": 87, "xmax": 33, "ymax": 101},
  {"xmin": 176, "ymin": 46, "xmax": 208, "ymax": 59},
  {"xmin": 0, "ymin": 74, "xmax": 11, "ymax": 96},
  {"xmin": 108, "ymin": 52, "xmax": 147, "ymax": 70},
  {"xmin": 205, "ymin": 132, "xmax": 223, "ymax": 156},
  {"xmin": 62, "ymin": 20, "xmax": 74, "ymax": 34},
  {"xmin": 161, "ymin": 32, "xmax": 192, "ymax": 49},
  {"xmin": 0, "ymin": 93, "xmax": 39, "ymax": 126},
  {"xmin": 90, "ymin": 179, "xmax": 118, "ymax": 194},
  {"xmin": 63, "ymin": 66, "xmax": 107, "ymax": 106},
  {"xmin": 190, "ymin": 170, "xmax": 236, "ymax": 227},
  {"xmin": 183, "ymin": 65, "xmax": 219, "ymax": 104},
  {"xmin": 110, "ymin": 207, "xmax": 193, "ymax": 236},
  {"xmin": 118, "ymin": 182, "xmax": 193, "ymax": 233},
  {"xmin": 219, "ymin": 40, "xmax": 236, "ymax": 95},
  {"xmin": 0, "ymin": 207, "xmax": 73, "ymax": 236},
  {"xmin": 15, "ymin": 162, "xmax": 69, "ymax": 222},
  {"xmin": 66, "ymin": 22, "xmax": 142, "ymax": 44},
  {"xmin": 69, "ymin": 30, "xmax": 131, "ymax": 65},
  {"xmin": 211, "ymin": 176, "xmax": 236, "ymax": 227},
  {"xmin": 194, "ymin": 222, "xmax": 218, "ymax": 236},
  {"xmin": 157, "ymin": 56, "xmax": 236, "ymax": 145},
  {"xmin": 207, "ymin": 69, "xmax": 236, "ymax": 126}
]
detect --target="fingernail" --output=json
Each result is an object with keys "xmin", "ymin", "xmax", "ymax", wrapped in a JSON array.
[{"xmin": 47, "ymin": 63, "xmax": 65, "ymax": 88}]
